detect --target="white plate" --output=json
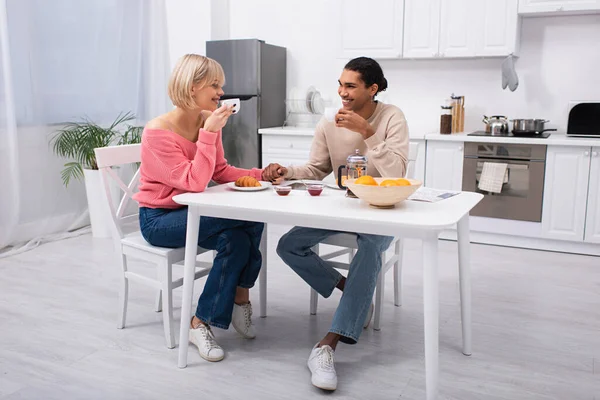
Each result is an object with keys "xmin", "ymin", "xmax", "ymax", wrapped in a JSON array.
[{"xmin": 227, "ymin": 181, "xmax": 272, "ymax": 192}]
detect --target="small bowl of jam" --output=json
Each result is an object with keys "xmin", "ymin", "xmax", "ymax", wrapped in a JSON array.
[
  {"xmin": 274, "ymin": 186, "xmax": 292, "ymax": 196},
  {"xmin": 307, "ymin": 184, "xmax": 324, "ymax": 196}
]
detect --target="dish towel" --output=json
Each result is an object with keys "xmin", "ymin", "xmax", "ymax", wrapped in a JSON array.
[{"xmin": 478, "ymin": 162, "xmax": 508, "ymax": 193}]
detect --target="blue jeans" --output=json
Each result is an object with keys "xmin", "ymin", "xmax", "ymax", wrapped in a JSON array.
[
  {"xmin": 276, "ymin": 227, "xmax": 393, "ymax": 344},
  {"xmin": 139, "ymin": 207, "xmax": 264, "ymax": 330}
]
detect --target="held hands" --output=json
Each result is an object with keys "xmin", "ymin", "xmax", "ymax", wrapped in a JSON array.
[
  {"xmin": 203, "ymin": 104, "xmax": 234, "ymax": 133},
  {"xmin": 262, "ymin": 163, "xmax": 287, "ymax": 184},
  {"xmin": 335, "ymin": 109, "xmax": 375, "ymax": 139}
]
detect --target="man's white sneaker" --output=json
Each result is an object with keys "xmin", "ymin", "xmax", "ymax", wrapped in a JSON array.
[
  {"xmin": 231, "ymin": 302, "xmax": 256, "ymax": 339},
  {"xmin": 307, "ymin": 344, "xmax": 338, "ymax": 391},
  {"xmin": 188, "ymin": 323, "xmax": 225, "ymax": 362},
  {"xmin": 364, "ymin": 302, "xmax": 374, "ymax": 329}
]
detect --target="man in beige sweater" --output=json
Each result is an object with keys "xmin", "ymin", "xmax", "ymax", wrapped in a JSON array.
[{"xmin": 274, "ymin": 57, "xmax": 409, "ymax": 391}]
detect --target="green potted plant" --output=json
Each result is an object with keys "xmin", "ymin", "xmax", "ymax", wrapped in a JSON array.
[{"xmin": 50, "ymin": 112, "xmax": 143, "ymax": 238}]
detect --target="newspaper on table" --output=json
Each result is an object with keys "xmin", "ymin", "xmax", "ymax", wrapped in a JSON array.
[{"xmin": 408, "ymin": 187, "xmax": 460, "ymax": 203}]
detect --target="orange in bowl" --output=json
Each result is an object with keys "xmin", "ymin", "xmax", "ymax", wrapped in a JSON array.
[
  {"xmin": 345, "ymin": 177, "xmax": 422, "ymax": 208},
  {"xmin": 355, "ymin": 175, "xmax": 378, "ymax": 186},
  {"xmin": 395, "ymin": 178, "xmax": 411, "ymax": 186},
  {"xmin": 380, "ymin": 179, "xmax": 401, "ymax": 187}
]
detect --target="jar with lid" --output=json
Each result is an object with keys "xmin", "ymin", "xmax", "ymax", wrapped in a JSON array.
[{"xmin": 440, "ymin": 106, "xmax": 453, "ymax": 134}]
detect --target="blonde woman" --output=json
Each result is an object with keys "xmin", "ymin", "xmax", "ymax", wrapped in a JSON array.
[{"xmin": 133, "ymin": 54, "xmax": 285, "ymax": 362}]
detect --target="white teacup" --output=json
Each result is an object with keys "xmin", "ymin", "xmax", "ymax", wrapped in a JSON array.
[
  {"xmin": 221, "ymin": 98, "xmax": 240, "ymax": 114},
  {"xmin": 324, "ymin": 107, "xmax": 339, "ymax": 122}
]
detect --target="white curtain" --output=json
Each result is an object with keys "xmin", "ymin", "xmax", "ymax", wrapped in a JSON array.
[{"xmin": 0, "ymin": 0, "xmax": 170, "ymax": 255}]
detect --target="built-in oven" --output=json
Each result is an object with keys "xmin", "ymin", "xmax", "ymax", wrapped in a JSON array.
[{"xmin": 462, "ymin": 142, "xmax": 547, "ymax": 222}]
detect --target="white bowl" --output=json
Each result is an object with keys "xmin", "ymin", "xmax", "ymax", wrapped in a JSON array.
[{"xmin": 345, "ymin": 177, "xmax": 422, "ymax": 208}]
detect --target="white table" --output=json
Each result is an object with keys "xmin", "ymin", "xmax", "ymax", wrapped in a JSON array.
[{"xmin": 173, "ymin": 185, "xmax": 483, "ymax": 400}]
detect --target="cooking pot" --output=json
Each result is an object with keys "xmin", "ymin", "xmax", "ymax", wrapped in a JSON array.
[
  {"xmin": 511, "ymin": 118, "xmax": 550, "ymax": 133},
  {"xmin": 482, "ymin": 115, "xmax": 509, "ymax": 135}
]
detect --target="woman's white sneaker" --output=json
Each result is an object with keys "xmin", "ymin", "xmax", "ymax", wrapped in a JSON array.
[
  {"xmin": 231, "ymin": 302, "xmax": 256, "ymax": 339},
  {"xmin": 188, "ymin": 323, "xmax": 225, "ymax": 362},
  {"xmin": 307, "ymin": 344, "xmax": 337, "ymax": 391}
]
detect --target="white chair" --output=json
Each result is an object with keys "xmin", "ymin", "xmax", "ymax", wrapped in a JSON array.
[
  {"xmin": 95, "ymin": 144, "xmax": 214, "ymax": 349},
  {"xmin": 311, "ymin": 141, "xmax": 420, "ymax": 331}
]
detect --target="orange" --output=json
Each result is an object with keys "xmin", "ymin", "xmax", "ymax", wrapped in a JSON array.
[
  {"xmin": 355, "ymin": 175, "xmax": 378, "ymax": 186},
  {"xmin": 380, "ymin": 179, "xmax": 401, "ymax": 187},
  {"xmin": 394, "ymin": 178, "xmax": 411, "ymax": 186}
]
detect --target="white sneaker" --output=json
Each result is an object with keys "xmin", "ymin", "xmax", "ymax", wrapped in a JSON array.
[
  {"xmin": 188, "ymin": 323, "xmax": 225, "ymax": 362},
  {"xmin": 231, "ymin": 302, "xmax": 256, "ymax": 339},
  {"xmin": 307, "ymin": 344, "xmax": 338, "ymax": 391},
  {"xmin": 364, "ymin": 302, "xmax": 374, "ymax": 329}
]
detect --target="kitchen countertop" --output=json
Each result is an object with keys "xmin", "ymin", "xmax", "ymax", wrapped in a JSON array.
[
  {"xmin": 258, "ymin": 126, "xmax": 427, "ymax": 140},
  {"xmin": 424, "ymin": 132, "xmax": 600, "ymax": 147}
]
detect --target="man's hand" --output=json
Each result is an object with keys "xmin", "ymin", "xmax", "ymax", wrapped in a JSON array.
[
  {"xmin": 262, "ymin": 163, "xmax": 287, "ymax": 183},
  {"xmin": 335, "ymin": 109, "xmax": 375, "ymax": 139}
]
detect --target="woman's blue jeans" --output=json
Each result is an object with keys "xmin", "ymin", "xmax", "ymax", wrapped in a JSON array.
[{"xmin": 139, "ymin": 207, "xmax": 264, "ymax": 330}]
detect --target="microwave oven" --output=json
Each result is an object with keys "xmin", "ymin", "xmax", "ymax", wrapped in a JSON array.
[{"xmin": 567, "ymin": 101, "xmax": 600, "ymax": 138}]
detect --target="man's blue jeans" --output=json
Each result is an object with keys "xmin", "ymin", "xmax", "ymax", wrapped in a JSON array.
[
  {"xmin": 276, "ymin": 227, "xmax": 393, "ymax": 344},
  {"xmin": 139, "ymin": 207, "xmax": 264, "ymax": 329}
]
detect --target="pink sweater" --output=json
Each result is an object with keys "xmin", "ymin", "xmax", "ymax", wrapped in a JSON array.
[{"xmin": 133, "ymin": 128, "xmax": 263, "ymax": 209}]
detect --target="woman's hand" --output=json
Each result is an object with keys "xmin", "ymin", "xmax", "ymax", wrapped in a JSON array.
[
  {"xmin": 335, "ymin": 109, "xmax": 375, "ymax": 139},
  {"xmin": 203, "ymin": 104, "xmax": 234, "ymax": 133}
]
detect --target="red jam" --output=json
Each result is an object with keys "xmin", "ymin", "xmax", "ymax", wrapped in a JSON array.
[
  {"xmin": 307, "ymin": 185, "xmax": 323, "ymax": 196},
  {"xmin": 274, "ymin": 186, "xmax": 291, "ymax": 196}
]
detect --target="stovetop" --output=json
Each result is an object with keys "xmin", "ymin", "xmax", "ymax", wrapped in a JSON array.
[{"xmin": 467, "ymin": 130, "xmax": 551, "ymax": 139}]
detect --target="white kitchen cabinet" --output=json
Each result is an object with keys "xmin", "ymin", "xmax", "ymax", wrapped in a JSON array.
[
  {"xmin": 403, "ymin": 0, "xmax": 519, "ymax": 58},
  {"xmin": 439, "ymin": 0, "xmax": 475, "ymax": 57},
  {"xmin": 338, "ymin": 0, "xmax": 404, "ymax": 59},
  {"xmin": 541, "ymin": 146, "xmax": 591, "ymax": 241},
  {"xmin": 425, "ymin": 141, "xmax": 464, "ymax": 191},
  {"xmin": 473, "ymin": 0, "xmax": 520, "ymax": 57},
  {"xmin": 403, "ymin": 0, "xmax": 441, "ymax": 58},
  {"xmin": 518, "ymin": 0, "xmax": 600, "ymax": 15},
  {"xmin": 584, "ymin": 147, "xmax": 600, "ymax": 243},
  {"xmin": 261, "ymin": 135, "xmax": 312, "ymax": 168}
]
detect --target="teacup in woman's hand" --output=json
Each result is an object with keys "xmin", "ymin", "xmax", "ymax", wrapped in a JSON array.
[{"xmin": 221, "ymin": 98, "xmax": 241, "ymax": 114}]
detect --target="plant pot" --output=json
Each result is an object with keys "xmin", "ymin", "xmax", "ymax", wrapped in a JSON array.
[{"xmin": 83, "ymin": 168, "xmax": 116, "ymax": 238}]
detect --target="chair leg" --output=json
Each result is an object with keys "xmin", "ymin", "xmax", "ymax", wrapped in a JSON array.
[
  {"xmin": 374, "ymin": 264, "xmax": 385, "ymax": 331},
  {"xmin": 117, "ymin": 254, "xmax": 129, "ymax": 329},
  {"xmin": 310, "ymin": 289, "xmax": 319, "ymax": 315},
  {"xmin": 154, "ymin": 283, "xmax": 162, "ymax": 312},
  {"xmin": 157, "ymin": 259, "xmax": 175, "ymax": 349},
  {"xmin": 394, "ymin": 238, "xmax": 404, "ymax": 307}
]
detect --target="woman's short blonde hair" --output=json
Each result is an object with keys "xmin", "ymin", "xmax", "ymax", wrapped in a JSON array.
[{"xmin": 168, "ymin": 54, "xmax": 225, "ymax": 109}]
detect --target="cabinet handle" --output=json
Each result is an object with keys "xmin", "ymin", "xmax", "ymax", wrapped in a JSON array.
[
  {"xmin": 593, "ymin": 151, "xmax": 599, "ymax": 157},
  {"xmin": 458, "ymin": 146, "xmax": 463, "ymax": 151},
  {"xmin": 289, "ymin": 143, "xmax": 294, "ymax": 148},
  {"xmin": 584, "ymin": 151, "xmax": 590, "ymax": 156}
]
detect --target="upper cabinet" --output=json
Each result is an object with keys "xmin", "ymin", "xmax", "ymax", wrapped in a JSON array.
[
  {"xmin": 518, "ymin": 0, "xmax": 600, "ymax": 15},
  {"xmin": 403, "ymin": 0, "xmax": 441, "ymax": 58},
  {"xmin": 338, "ymin": 0, "xmax": 405, "ymax": 59},
  {"xmin": 403, "ymin": 0, "xmax": 519, "ymax": 58}
]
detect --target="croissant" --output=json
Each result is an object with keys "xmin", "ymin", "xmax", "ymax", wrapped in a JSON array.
[{"xmin": 235, "ymin": 176, "xmax": 261, "ymax": 187}]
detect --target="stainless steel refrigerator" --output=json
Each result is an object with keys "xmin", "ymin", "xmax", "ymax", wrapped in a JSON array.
[{"xmin": 206, "ymin": 39, "xmax": 287, "ymax": 169}]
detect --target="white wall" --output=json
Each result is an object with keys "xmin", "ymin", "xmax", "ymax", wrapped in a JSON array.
[
  {"xmin": 223, "ymin": 0, "xmax": 600, "ymax": 134},
  {"xmin": 165, "ymin": 0, "xmax": 211, "ymax": 68}
]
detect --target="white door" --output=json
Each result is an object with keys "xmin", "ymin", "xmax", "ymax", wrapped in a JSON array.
[
  {"xmin": 425, "ymin": 141, "xmax": 464, "ymax": 191},
  {"xmin": 584, "ymin": 147, "xmax": 600, "ymax": 243},
  {"xmin": 518, "ymin": 0, "xmax": 600, "ymax": 14},
  {"xmin": 438, "ymin": 0, "xmax": 476, "ymax": 58},
  {"xmin": 339, "ymin": 0, "xmax": 405, "ymax": 59},
  {"xmin": 541, "ymin": 146, "xmax": 591, "ymax": 241},
  {"xmin": 403, "ymin": 0, "xmax": 441, "ymax": 58},
  {"xmin": 474, "ymin": 0, "xmax": 519, "ymax": 57}
]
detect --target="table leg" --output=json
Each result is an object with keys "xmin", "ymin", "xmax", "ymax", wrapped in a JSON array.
[
  {"xmin": 259, "ymin": 224, "xmax": 268, "ymax": 318},
  {"xmin": 422, "ymin": 235, "xmax": 439, "ymax": 400},
  {"xmin": 457, "ymin": 215, "xmax": 472, "ymax": 356},
  {"xmin": 177, "ymin": 206, "xmax": 201, "ymax": 368}
]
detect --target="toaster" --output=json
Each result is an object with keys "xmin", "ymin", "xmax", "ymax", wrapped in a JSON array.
[{"xmin": 567, "ymin": 101, "xmax": 600, "ymax": 137}]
